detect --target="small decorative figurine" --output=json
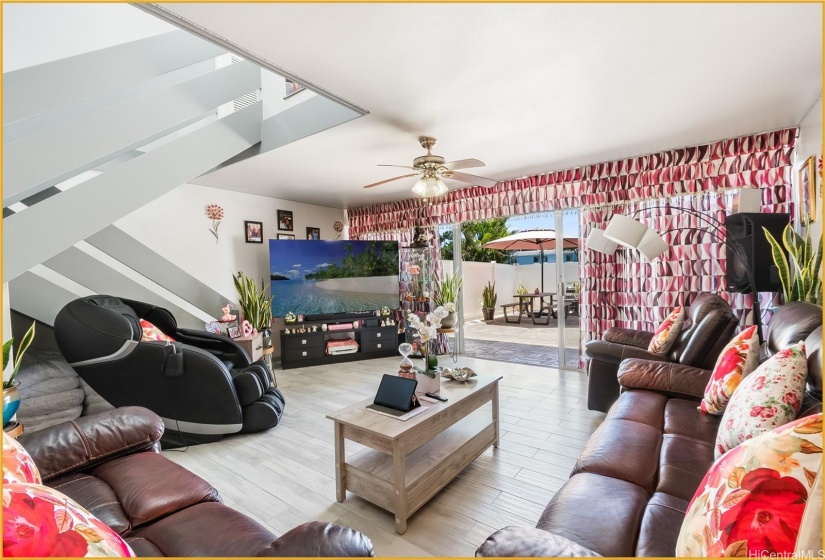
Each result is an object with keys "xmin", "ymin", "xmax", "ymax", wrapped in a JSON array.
[
  {"xmin": 321, "ymin": 323, "xmax": 328, "ymax": 331},
  {"xmin": 220, "ymin": 304, "xmax": 234, "ymax": 322},
  {"xmin": 297, "ymin": 314, "xmax": 304, "ymax": 322},
  {"xmin": 381, "ymin": 306, "xmax": 391, "ymax": 316},
  {"xmin": 285, "ymin": 312, "xmax": 297, "ymax": 323},
  {"xmin": 311, "ymin": 325, "xmax": 318, "ymax": 332},
  {"xmin": 241, "ymin": 320, "xmax": 254, "ymax": 337}
]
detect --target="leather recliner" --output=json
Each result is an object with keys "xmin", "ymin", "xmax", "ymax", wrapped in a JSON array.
[
  {"xmin": 54, "ymin": 295, "xmax": 284, "ymax": 447},
  {"xmin": 584, "ymin": 293, "xmax": 738, "ymax": 412}
]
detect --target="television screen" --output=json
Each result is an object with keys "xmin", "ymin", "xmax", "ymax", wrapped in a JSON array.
[{"xmin": 269, "ymin": 240, "xmax": 399, "ymax": 317}]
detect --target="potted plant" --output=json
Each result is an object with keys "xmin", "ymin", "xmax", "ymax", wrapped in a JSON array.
[
  {"xmin": 3, "ymin": 322, "xmax": 35, "ymax": 427},
  {"xmin": 763, "ymin": 224, "xmax": 822, "ymax": 304},
  {"xmin": 433, "ymin": 273, "xmax": 463, "ymax": 328},
  {"xmin": 232, "ymin": 271, "xmax": 275, "ymax": 334},
  {"xmin": 482, "ymin": 281, "xmax": 497, "ymax": 321},
  {"xmin": 405, "ymin": 307, "xmax": 449, "ymax": 393}
]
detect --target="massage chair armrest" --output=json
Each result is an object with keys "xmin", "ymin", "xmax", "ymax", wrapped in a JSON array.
[
  {"xmin": 174, "ymin": 328, "xmax": 252, "ymax": 368},
  {"xmin": 617, "ymin": 358, "xmax": 712, "ymax": 399},
  {"xmin": 584, "ymin": 340, "xmax": 670, "ymax": 366},
  {"xmin": 18, "ymin": 406, "xmax": 164, "ymax": 482},
  {"xmin": 602, "ymin": 327, "xmax": 654, "ymax": 349},
  {"xmin": 257, "ymin": 522, "xmax": 375, "ymax": 557},
  {"xmin": 475, "ymin": 526, "xmax": 601, "ymax": 557}
]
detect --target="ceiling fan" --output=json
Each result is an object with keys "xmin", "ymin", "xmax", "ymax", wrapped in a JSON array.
[{"xmin": 363, "ymin": 136, "xmax": 498, "ymax": 197}]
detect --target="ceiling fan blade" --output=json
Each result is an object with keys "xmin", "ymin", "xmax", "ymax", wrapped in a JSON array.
[
  {"xmin": 377, "ymin": 164, "xmax": 419, "ymax": 171},
  {"xmin": 363, "ymin": 173, "xmax": 420, "ymax": 189},
  {"xmin": 447, "ymin": 171, "xmax": 498, "ymax": 188},
  {"xmin": 443, "ymin": 158, "xmax": 485, "ymax": 170}
]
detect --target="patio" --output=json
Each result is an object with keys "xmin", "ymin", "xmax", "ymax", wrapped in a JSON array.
[{"xmin": 457, "ymin": 314, "xmax": 581, "ymax": 368}]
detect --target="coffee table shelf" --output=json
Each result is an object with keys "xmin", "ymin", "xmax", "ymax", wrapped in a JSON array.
[
  {"xmin": 327, "ymin": 374, "xmax": 501, "ymax": 534},
  {"xmin": 346, "ymin": 412, "xmax": 494, "ymax": 516}
]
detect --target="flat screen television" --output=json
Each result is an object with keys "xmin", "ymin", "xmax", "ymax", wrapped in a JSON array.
[{"xmin": 269, "ymin": 240, "xmax": 399, "ymax": 318}]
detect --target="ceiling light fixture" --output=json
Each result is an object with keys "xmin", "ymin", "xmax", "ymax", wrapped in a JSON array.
[{"xmin": 412, "ymin": 172, "xmax": 448, "ymax": 198}]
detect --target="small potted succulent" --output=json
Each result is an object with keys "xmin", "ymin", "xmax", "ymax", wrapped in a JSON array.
[
  {"xmin": 482, "ymin": 281, "xmax": 497, "ymax": 321},
  {"xmin": 3, "ymin": 322, "xmax": 35, "ymax": 427}
]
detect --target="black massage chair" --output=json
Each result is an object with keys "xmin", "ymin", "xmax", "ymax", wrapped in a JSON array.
[{"xmin": 54, "ymin": 295, "xmax": 285, "ymax": 447}]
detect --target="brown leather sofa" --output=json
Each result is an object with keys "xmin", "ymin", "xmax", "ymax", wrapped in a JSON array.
[
  {"xmin": 478, "ymin": 302, "xmax": 822, "ymax": 557},
  {"xmin": 584, "ymin": 293, "xmax": 738, "ymax": 412},
  {"xmin": 17, "ymin": 407, "xmax": 374, "ymax": 557}
]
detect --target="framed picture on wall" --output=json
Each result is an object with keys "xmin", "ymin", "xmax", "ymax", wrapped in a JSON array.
[
  {"xmin": 799, "ymin": 156, "xmax": 816, "ymax": 224},
  {"xmin": 245, "ymin": 221, "xmax": 263, "ymax": 243},
  {"xmin": 277, "ymin": 233, "xmax": 295, "ymax": 240},
  {"xmin": 277, "ymin": 209, "xmax": 294, "ymax": 231},
  {"xmin": 306, "ymin": 227, "xmax": 320, "ymax": 240}
]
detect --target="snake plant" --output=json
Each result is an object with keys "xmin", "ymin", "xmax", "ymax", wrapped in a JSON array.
[
  {"xmin": 763, "ymin": 224, "xmax": 822, "ymax": 305},
  {"xmin": 482, "ymin": 281, "xmax": 498, "ymax": 309},
  {"xmin": 433, "ymin": 273, "xmax": 463, "ymax": 308},
  {"xmin": 232, "ymin": 271, "xmax": 275, "ymax": 331}
]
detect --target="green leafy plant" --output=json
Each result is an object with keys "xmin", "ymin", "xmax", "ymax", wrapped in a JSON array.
[
  {"xmin": 482, "ymin": 281, "xmax": 498, "ymax": 309},
  {"xmin": 232, "ymin": 272, "xmax": 275, "ymax": 331},
  {"xmin": 433, "ymin": 273, "xmax": 463, "ymax": 308},
  {"xmin": 3, "ymin": 322, "xmax": 35, "ymax": 390},
  {"xmin": 763, "ymin": 224, "xmax": 822, "ymax": 304},
  {"xmin": 517, "ymin": 283, "xmax": 529, "ymax": 295}
]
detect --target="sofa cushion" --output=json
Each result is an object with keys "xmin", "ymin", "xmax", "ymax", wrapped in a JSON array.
[
  {"xmin": 50, "ymin": 472, "xmax": 132, "ymax": 535},
  {"xmin": 699, "ymin": 325, "xmax": 759, "ymax": 415},
  {"xmin": 2, "ymin": 431, "xmax": 41, "ymax": 484},
  {"xmin": 636, "ymin": 492, "xmax": 689, "ymax": 556},
  {"xmin": 676, "ymin": 414, "xmax": 822, "ymax": 557},
  {"xmin": 127, "ymin": 501, "xmax": 275, "ymax": 557},
  {"xmin": 139, "ymin": 319, "xmax": 175, "ymax": 343},
  {"xmin": 3, "ymin": 482, "xmax": 135, "ymax": 557},
  {"xmin": 88, "ymin": 452, "xmax": 220, "ymax": 529},
  {"xmin": 648, "ymin": 305, "xmax": 685, "ymax": 355},
  {"xmin": 537, "ymin": 473, "xmax": 650, "ymax": 557},
  {"xmin": 716, "ymin": 342, "xmax": 807, "ymax": 458},
  {"xmin": 664, "ymin": 398, "xmax": 721, "ymax": 443},
  {"xmin": 657, "ymin": 434, "xmax": 716, "ymax": 501}
]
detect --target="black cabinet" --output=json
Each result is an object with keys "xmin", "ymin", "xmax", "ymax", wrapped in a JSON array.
[{"xmin": 279, "ymin": 322, "xmax": 398, "ymax": 370}]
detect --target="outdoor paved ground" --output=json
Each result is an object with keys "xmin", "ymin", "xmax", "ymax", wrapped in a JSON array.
[{"xmin": 459, "ymin": 315, "xmax": 581, "ymax": 368}]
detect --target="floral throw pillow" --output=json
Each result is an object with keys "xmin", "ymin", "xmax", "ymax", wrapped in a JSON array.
[
  {"xmin": 715, "ymin": 342, "xmax": 807, "ymax": 459},
  {"xmin": 2, "ymin": 432, "xmax": 41, "ymax": 485},
  {"xmin": 676, "ymin": 414, "xmax": 822, "ymax": 557},
  {"xmin": 647, "ymin": 305, "xmax": 685, "ymax": 355},
  {"xmin": 699, "ymin": 325, "xmax": 760, "ymax": 415},
  {"xmin": 3, "ymin": 483, "xmax": 135, "ymax": 557},
  {"xmin": 139, "ymin": 319, "xmax": 174, "ymax": 343}
]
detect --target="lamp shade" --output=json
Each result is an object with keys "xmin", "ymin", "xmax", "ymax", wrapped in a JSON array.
[
  {"xmin": 412, "ymin": 175, "xmax": 448, "ymax": 197},
  {"xmin": 637, "ymin": 228, "xmax": 669, "ymax": 260},
  {"xmin": 604, "ymin": 215, "xmax": 648, "ymax": 249},
  {"xmin": 585, "ymin": 228, "xmax": 618, "ymax": 255}
]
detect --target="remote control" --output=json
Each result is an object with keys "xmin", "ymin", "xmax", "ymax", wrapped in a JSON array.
[{"xmin": 425, "ymin": 392, "xmax": 448, "ymax": 402}]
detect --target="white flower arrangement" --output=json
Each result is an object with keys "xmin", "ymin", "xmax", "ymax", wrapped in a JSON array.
[
  {"xmin": 406, "ymin": 306, "xmax": 449, "ymax": 343},
  {"xmin": 443, "ymin": 302, "xmax": 456, "ymax": 313}
]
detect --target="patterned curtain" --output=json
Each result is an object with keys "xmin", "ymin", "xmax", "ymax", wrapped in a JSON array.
[
  {"xmin": 348, "ymin": 128, "xmax": 796, "ymax": 237},
  {"xmin": 348, "ymin": 128, "xmax": 797, "ymax": 356}
]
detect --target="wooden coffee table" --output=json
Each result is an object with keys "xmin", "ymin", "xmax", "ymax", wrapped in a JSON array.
[{"xmin": 326, "ymin": 374, "xmax": 502, "ymax": 534}]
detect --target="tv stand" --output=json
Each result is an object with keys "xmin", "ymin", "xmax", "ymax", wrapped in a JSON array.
[{"xmin": 280, "ymin": 317, "xmax": 399, "ymax": 370}]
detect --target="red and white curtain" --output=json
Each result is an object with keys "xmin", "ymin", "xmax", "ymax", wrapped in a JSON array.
[{"xmin": 348, "ymin": 128, "xmax": 797, "ymax": 351}]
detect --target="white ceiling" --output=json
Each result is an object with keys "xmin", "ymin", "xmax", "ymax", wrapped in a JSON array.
[{"xmin": 158, "ymin": 3, "xmax": 822, "ymax": 210}]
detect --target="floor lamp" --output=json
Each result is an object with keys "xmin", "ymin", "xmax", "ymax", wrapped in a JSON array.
[{"xmin": 587, "ymin": 206, "xmax": 764, "ymax": 343}]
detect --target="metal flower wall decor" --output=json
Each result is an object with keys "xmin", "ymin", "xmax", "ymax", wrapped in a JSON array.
[{"xmin": 205, "ymin": 204, "xmax": 224, "ymax": 243}]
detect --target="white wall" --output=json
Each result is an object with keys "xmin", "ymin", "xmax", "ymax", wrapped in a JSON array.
[
  {"xmin": 441, "ymin": 260, "xmax": 580, "ymax": 321},
  {"xmin": 116, "ymin": 183, "xmax": 346, "ymax": 304},
  {"xmin": 796, "ymin": 96, "xmax": 822, "ymax": 240},
  {"xmin": 2, "ymin": 4, "xmax": 176, "ymax": 72}
]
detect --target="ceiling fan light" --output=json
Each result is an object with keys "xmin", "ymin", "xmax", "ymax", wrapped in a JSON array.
[
  {"xmin": 411, "ymin": 178, "xmax": 426, "ymax": 197},
  {"xmin": 423, "ymin": 176, "xmax": 448, "ymax": 197}
]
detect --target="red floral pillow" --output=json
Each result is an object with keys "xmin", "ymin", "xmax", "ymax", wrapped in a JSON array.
[
  {"xmin": 3, "ymin": 483, "xmax": 135, "ymax": 557},
  {"xmin": 676, "ymin": 414, "xmax": 822, "ymax": 557},
  {"xmin": 647, "ymin": 305, "xmax": 685, "ymax": 355},
  {"xmin": 139, "ymin": 319, "xmax": 174, "ymax": 343},
  {"xmin": 2, "ymin": 432, "xmax": 41, "ymax": 485},
  {"xmin": 699, "ymin": 325, "xmax": 760, "ymax": 415}
]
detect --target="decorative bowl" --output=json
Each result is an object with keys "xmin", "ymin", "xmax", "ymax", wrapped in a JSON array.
[{"xmin": 440, "ymin": 367, "xmax": 478, "ymax": 382}]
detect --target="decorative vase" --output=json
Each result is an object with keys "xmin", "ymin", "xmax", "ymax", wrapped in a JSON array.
[
  {"xmin": 415, "ymin": 371, "xmax": 441, "ymax": 394},
  {"xmin": 3, "ymin": 383, "xmax": 21, "ymax": 427},
  {"xmin": 441, "ymin": 312, "xmax": 457, "ymax": 329}
]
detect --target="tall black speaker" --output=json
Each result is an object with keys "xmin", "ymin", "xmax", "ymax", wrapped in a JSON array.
[{"xmin": 725, "ymin": 213, "xmax": 789, "ymax": 293}]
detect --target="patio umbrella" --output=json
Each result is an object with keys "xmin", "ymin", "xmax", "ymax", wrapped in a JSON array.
[{"xmin": 482, "ymin": 230, "xmax": 579, "ymax": 292}]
